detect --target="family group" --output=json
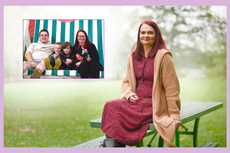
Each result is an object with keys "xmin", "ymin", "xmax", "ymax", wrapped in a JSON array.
[{"xmin": 23, "ymin": 29, "xmax": 103, "ymax": 78}]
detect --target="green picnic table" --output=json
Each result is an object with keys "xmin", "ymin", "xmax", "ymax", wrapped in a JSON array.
[{"xmin": 89, "ymin": 101, "xmax": 223, "ymax": 147}]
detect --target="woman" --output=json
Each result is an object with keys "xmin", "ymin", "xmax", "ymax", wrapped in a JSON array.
[
  {"xmin": 101, "ymin": 20, "xmax": 181, "ymax": 147},
  {"xmin": 72, "ymin": 30, "xmax": 103, "ymax": 78}
]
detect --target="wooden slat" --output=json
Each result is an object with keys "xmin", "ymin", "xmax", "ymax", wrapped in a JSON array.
[
  {"xmin": 210, "ymin": 142, "xmax": 219, "ymax": 147},
  {"xmin": 180, "ymin": 102, "xmax": 223, "ymax": 125},
  {"xmin": 74, "ymin": 130, "xmax": 155, "ymax": 148},
  {"xmin": 73, "ymin": 136, "xmax": 105, "ymax": 148},
  {"xmin": 90, "ymin": 102, "xmax": 223, "ymax": 131},
  {"xmin": 198, "ymin": 142, "xmax": 219, "ymax": 147},
  {"xmin": 90, "ymin": 118, "xmax": 102, "ymax": 128}
]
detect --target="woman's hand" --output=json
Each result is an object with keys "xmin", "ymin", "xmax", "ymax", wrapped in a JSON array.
[
  {"xmin": 75, "ymin": 62, "xmax": 81, "ymax": 67},
  {"xmin": 65, "ymin": 59, "xmax": 72, "ymax": 65},
  {"xmin": 174, "ymin": 119, "xmax": 181, "ymax": 129},
  {"xmin": 129, "ymin": 95, "xmax": 139, "ymax": 103}
]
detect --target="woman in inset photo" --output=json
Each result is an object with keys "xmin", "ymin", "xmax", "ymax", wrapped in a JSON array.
[
  {"xmin": 100, "ymin": 20, "xmax": 181, "ymax": 147},
  {"xmin": 73, "ymin": 30, "xmax": 103, "ymax": 78}
]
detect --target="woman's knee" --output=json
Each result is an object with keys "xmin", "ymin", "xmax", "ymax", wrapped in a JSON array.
[
  {"xmin": 78, "ymin": 62, "xmax": 89, "ymax": 72},
  {"xmin": 89, "ymin": 62, "xmax": 98, "ymax": 69},
  {"xmin": 79, "ymin": 61, "xmax": 88, "ymax": 67},
  {"xmin": 104, "ymin": 100, "xmax": 120, "ymax": 109},
  {"xmin": 104, "ymin": 101, "xmax": 112, "ymax": 110}
]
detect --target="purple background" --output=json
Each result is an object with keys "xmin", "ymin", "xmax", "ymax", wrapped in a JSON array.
[{"xmin": 0, "ymin": 0, "xmax": 229, "ymax": 153}]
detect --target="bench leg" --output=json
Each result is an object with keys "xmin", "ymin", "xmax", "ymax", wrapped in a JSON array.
[
  {"xmin": 193, "ymin": 117, "xmax": 200, "ymax": 147},
  {"xmin": 147, "ymin": 131, "xmax": 158, "ymax": 147},
  {"xmin": 136, "ymin": 140, "xmax": 143, "ymax": 147},
  {"xmin": 158, "ymin": 136, "xmax": 164, "ymax": 147},
  {"xmin": 175, "ymin": 118, "xmax": 200, "ymax": 147},
  {"xmin": 175, "ymin": 129, "xmax": 180, "ymax": 147}
]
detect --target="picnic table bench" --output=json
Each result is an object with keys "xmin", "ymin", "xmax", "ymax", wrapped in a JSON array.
[{"xmin": 74, "ymin": 101, "xmax": 223, "ymax": 148}]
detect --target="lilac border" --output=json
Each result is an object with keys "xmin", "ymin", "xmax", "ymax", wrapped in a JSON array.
[
  {"xmin": 1, "ymin": 0, "xmax": 229, "ymax": 153},
  {"xmin": 0, "ymin": 0, "xmax": 229, "ymax": 5}
]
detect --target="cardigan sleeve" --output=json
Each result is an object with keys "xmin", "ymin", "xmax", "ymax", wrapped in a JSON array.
[
  {"xmin": 161, "ymin": 54, "xmax": 181, "ymax": 121},
  {"xmin": 121, "ymin": 54, "xmax": 137, "ymax": 100}
]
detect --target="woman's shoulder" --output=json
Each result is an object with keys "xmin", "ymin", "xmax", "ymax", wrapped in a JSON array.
[
  {"xmin": 153, "ymin": 49, "xmax": 173, "ymax": 66},
  {"xmin": 158, "ymin": 49, "xmax": 171, "ymax": 55},
  {"xmin": 156, "ymin": 49, "xmax": 172, "ymax": 59},
  {"xmin": 72, "ymin": 45, "xmax": 78, "ymax": 51},
  {"xmin": 127, "ymin": 52, "xmax": 133, "ymax": 58},
  {"xmin": 87, "ymin": 43, "xmax": 96, "ymax": 49},
  {"xmin": 126, "ymin": 53, "xmax": 134, "ymax": 63},
  {"xmin": 89, "ymin": 42, "xmax": 95, "ymax": 46}
]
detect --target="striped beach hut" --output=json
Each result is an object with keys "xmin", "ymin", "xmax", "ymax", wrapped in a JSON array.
[{"xmin": 24, "ymin": 19, "xmax": 104, "ymax": 78}]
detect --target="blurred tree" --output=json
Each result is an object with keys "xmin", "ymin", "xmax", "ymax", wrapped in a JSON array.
[
  {"xmin": 118, "ymin": 6, "xmax": 226, "ymax": 77},
  {"xmin": 143, "ymin": 6, "xmax": 226, "ymax": 76}
]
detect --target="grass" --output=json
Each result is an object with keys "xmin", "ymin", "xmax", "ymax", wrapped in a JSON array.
[{"xmin": 4, "ymin": 76, "xmax": 226, "ymax": 147}]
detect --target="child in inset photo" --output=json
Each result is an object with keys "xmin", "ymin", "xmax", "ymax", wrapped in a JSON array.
[
  {"xmin": 56, "ymin": 42, "xmax": 76, "ymax": 70},
  {"xmin": 44, "ymin": 42, "xmax": 62, "ymax": 70}
]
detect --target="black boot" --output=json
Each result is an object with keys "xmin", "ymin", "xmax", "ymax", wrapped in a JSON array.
[{"xmin": 101, "ymin": 135, "xmax": 126, "ymax": 147}]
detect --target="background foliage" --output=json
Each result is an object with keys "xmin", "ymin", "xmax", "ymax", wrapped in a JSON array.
[{"xmin": 114, "ymin": 6, "xmax": 226, "ymax": 78}]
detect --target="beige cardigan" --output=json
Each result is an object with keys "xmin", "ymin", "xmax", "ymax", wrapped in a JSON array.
[{"xmin": 121, "ymin": 49, "xmax": 181, "ymax": 147}]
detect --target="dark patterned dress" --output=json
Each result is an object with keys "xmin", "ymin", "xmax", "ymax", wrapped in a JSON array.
[{"xmin": 101, "ymin": 55, "xmax": 155, "ymax": 146}]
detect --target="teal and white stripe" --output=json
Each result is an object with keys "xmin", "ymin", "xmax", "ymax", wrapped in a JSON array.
[
  {"xmin": 24, "ymin": 69, "xmax": 80, "ymax": 76},
  {"xmin": 24, "ymin": 69, "xmax": 103, "ymax": 77},
  {"xmin": 33, "ymin": 20, "xmax": 103, "ymax": 56},
  {"xmin": 30, "ymin": 19, "xmax": 104, "ymax": 77}
]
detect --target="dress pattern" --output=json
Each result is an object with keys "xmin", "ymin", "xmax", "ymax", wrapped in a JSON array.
[{"xmin": 101, "ymin": 55, "xmax": 155, "ymax": 146}]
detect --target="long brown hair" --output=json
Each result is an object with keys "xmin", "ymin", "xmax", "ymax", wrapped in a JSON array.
[
  {"xmin": 60, "ymin": 42, "xmax": 72, "ymax": 56},
  {"xmin": 73, "ymin": 30, "xmax": 92, "ymax": 50},
  {"xmin": 132, "ymin": 20, "xmax": 168, "ymax": 60}
]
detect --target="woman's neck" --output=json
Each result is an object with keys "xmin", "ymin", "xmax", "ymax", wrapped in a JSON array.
[
  {"xmin": 79, "ymin": 43, "xmax": 85, "ymax": 46},
  {"xmin": 143, "ymin": 45, "xmax": 152, "ymax": 55}
]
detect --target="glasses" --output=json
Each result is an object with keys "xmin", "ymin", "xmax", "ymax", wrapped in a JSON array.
[{"xmin": 78, "ymin": 35, "xmax": 86, "ymax": 38}]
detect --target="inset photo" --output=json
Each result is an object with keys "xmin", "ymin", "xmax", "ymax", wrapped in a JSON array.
[{"xmin": 23, "ymin": 19, "xmax": 104, "ymax": 79}]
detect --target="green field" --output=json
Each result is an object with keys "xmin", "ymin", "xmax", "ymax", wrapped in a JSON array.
[{"xmin": 4, "ymin": 76, "xmax": 226, "ymax": 147}]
